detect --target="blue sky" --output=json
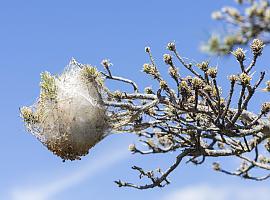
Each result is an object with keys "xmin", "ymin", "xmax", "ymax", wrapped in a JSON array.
[{"xmin": 1, "ymin": 0, "xmax": 270, "ymax": 199}]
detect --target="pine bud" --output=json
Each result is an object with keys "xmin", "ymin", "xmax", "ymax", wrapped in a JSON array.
[
  {"xmin": 179, "ymin": 80, "xmax": 190, "ymax": 93},
  {"xmin": 228, "ymin": 74, "xmax": 239, "ymax": 83},
  {"xmin": 206, "ymin": 68, "xmax": 218, "ymax": 78},
  {"xmin": 144, "ymin": 87, "xmax": 153, "ymax": 94},
  {"xmin": 262, "ymin": 81, "xmax": 270, "ymax": 92},
  {"xmin": 101, "ymin": 59, "xmax": 111, "ymax": 68},
  {"xmin": 145, "ymin": 46, "xmax": 151, "ymax": 53},
  {"xmin": 239, "ymin": 73, "xmax": 252, "ymax": 85},
  {"xmin": 232, "ymin": 48, "xmax": 246, "ymax": 62},
  {"xmin": 168, "ymin": 67, "xmax": 178, "ymax": 78},
  {"xmin": 163, "ymin": 54, "xmax": 172, "ymax": 65},
  {"xmin": 262, "ymin": 102, "xmax": 270, "ymax": 114},
  {"xmin": 212, "ymin": 162, "xmax": 221, "ymax": 171},
  {"xmin": 251, "ymin": 39, "xmax": 264, "ymax": 56},
  {"xmin": 197, "ymin": 61, "xmax": 209, "ymax": 71},
  {"xmin": 128, "ymin": 144, "xmax": 136, "ymax": 152},
  {"xmin": 211, "ymin": 11, "xmax": 223, "ymax": 20},
  {"xmin": 167, "ymin": 42, "xmax": 176, "ymax": 51},
  {"xmin": 160, "ymin": 80, "xmax": 168, "ymax": 89}
]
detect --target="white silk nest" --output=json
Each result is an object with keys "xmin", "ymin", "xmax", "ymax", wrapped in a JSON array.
[{"xmin": 21, "ymin": 59, "xmax": 110, "ymax": 161}]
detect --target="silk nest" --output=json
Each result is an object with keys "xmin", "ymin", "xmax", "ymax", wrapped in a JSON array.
[{"xmin": 20, "ymin": 59, "xmax": 110, "ymax": 161}]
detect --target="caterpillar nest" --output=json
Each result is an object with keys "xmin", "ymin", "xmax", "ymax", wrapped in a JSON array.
[{"xmin": 20, "ymin": 59, "xmax": 110, "ymax": 161}]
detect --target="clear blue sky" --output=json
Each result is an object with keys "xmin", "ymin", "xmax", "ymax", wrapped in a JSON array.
[{"xmin": 1, "ymin": 0, "xmax": 270, "ymax": 200}]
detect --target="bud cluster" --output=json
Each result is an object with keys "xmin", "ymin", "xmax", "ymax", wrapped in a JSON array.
[
  {"xmin": 20, "ymin": 106, "xmax": 39, "ymax": 124},
  {"xmin": 203, "ymin": 85, "xmax": 213, "ymax": 93},
  {"xmin": 192, "ymin": 77, "xmax": 204, "ymax": 89},
  {"xmin": 179, "ymin": 80, "xmax": 191, "ymax": 94}
]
